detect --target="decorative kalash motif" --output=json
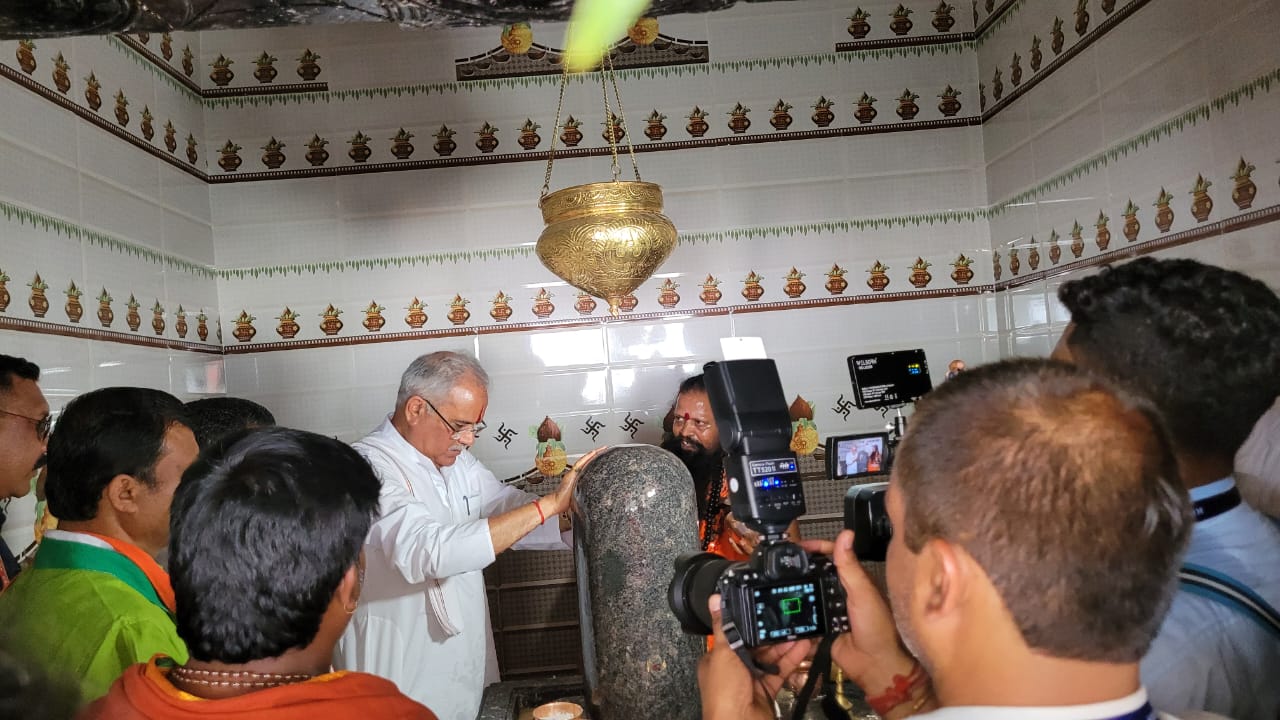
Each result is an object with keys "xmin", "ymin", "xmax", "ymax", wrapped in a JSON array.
[
  {"xmin": 825, "ymin": 264, "xmax": 848, "ymax": 294},
  {"xmin": 490, "ymin": 292, "xmax": 514, "ymax": 322},
  {"xmin": 233, "ymin": 310, "xmax": 256, "ymax": 342},
  {"xmin": 909, "ymin": 257, "xmax": 933, "ymax": 288},
  {"xmin": 363, "ymin": 301, "xmax": 386, "ymax": 331},
  {"xmin": 533, "ymin": 416, "xmax": 568, "ymax": 479},
  {"xmin": 151, "ymin": 300, "xmax": 165, "ymax": 335},
  {"xmin": 575, "ymin": 291, "xmax": 597, "ymax": 315},
  {"xmin": 1153, "ymin": 187, "xmax": 1175, "ymax": 233},
  {"xmin": 1122, "ymin": 199, "xmax": 1140, "ymax": 242},
  {"xmin": 699, "ymin": 275, "xmax": 722, "ymax": 305},
  {"xmin": 224, "ymin": 137, "xmax": 248, "ymax": 170},
  {"xmin": 531, "ymin": 288, "xmax": 554, "ymax": 318},
  {"xmin": 1231, "ymin": 158, "xmax": 1257, "ymax": 209},
  {"xmin": 741, "ymin": 271, "xmax": 764, "ymax": 301},
  {"xmin": 63, "ymin": 281, "xmax": 83, "ymax": 323},
  {"xmin": 276, "ymin": 307, "xmax": 300, "ymax": 339},
  {"xmin": 867, "ymin": 260, "xmax": 890, "ymax": 291},
  {"xmin": 783, "ymin": 268, "xmax": 806, "ymax": 298},
  {"xmin": 1190, "ymin": 175, "xmax": 1213, "ymax": 222},
  {"xmin": 950, "ymin": 254, "xmax": 974, "ymax": 285},
  {"xmin": 789, "ymin": 396, "xmax": 818, "ymax": 455},
  {"xmin": 126, "ymin": 294, "xmax": 141, "ymax": 331},
  {"xmin": 319, "ymin": 304, "xmax": 343, "ymax": 336},
  {"xmin": 27, "ymin": 273, "xmax": 49, "ymax": 318},
  {"xmin": 657, "ymin": 278, "xmax": 680, "ymax": 308},
  {"xmin": 95, "ymin": 287, "xmax": 112, "ymax": 327}
]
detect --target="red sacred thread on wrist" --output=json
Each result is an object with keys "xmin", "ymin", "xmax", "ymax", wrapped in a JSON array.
[
  {"xmin": 533, "ymin": 499, "xmax": 546, "ymax": 524},
  {"xmin": 865, "ymin": 662, "xmax": 927, "ymax": 717}
]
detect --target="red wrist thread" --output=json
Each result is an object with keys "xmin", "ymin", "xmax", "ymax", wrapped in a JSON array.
[
  {"xmin": 533, "ymin": 499, "xmax": 546, "ymax": 524},
  {"xmin": 865, "ymin": 663, "xmax": 927, "ymax": 717}
]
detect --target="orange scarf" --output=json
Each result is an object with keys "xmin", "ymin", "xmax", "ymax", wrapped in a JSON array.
[{"xmin": 80, "ymin": 532, "xmax": 176, "ymax": 614}]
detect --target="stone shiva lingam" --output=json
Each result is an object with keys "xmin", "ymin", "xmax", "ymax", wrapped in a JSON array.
[{"xmin": 572, "ymin": 444, "xmax": 702, "ymax": 719}]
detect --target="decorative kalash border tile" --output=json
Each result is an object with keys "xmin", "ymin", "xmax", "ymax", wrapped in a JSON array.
[
  {"xmin": 0, "ymin": 269, "xmax": 221, "ymax": 351},
  {"xmin": 0, "ymin": 314, "xmax": 222, "ymax": 354},
  {"xmin": 220, "ymin": 282, "xmax": 995, "ymax": 355},
  {"xmin": 455, "ymin": 19, "xmax": 708, "ymax": 81},
  {"xmin": 0, "ymin": 45, "xmax": 206, "ymax": 180},
  {"xmin": 107, "ymin": 34, "xmax": 329, "ymax": 100},
  {"xmin": 977, "ymin": 0, "xmax": 1149, "ymax": 121},
  {"xmin": 204, "ymin": 109, "xmax": 979, "ymax": 181},
  {"xmin": 835, "ymin": 0, "xmax": 1027, "ymax": 53},
  {"xmin": 997, "ymin": 202, "xmax": 1280, "ymax": 291}
]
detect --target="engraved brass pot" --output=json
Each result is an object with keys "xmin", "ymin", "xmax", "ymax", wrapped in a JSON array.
[{"xmin": 537, "ymin": 181, "xmax": 677, "ymax": 315}]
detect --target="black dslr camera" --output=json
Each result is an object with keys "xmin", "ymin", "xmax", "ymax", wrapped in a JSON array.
[{"xmin": 668, "ymin": 359, "xmax": 850, "ymax": 664}]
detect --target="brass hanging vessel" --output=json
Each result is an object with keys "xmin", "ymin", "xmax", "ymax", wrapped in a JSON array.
[{"xmin": 536, "ymin": 50, "xmax": 677, "ymax": 316}]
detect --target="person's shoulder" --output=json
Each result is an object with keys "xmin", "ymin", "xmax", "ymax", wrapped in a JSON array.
[{"xmin": 332, "ymin": 671, "xmax": 439, "ymax": 718}]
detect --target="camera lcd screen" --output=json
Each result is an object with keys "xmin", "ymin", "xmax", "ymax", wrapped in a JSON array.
[
  {"xmin": 751, "ymin": 580, "xmax": 825, "ymax": 642},
  {"xmin": 825, "ymin": 432, "xmax": 890, "ymax": 480},
  {"xmin": 847, "ymin": 349, "xmax": 933, "ymax": 409}
]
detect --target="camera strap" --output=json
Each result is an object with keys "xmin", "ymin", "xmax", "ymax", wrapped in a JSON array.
[{"xmin": 789, "ymin": 633, "xmax": 837, "ymax": 720}]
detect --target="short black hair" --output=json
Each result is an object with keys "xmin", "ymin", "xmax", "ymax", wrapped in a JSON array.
[
  {"xmin": 1058, "ymin": 257, "xmax": 1280, "ymax": 461},
  {"xmin": 170, "ymin": 427, "xmax": 380, "ymax": 663},
  {"xmin": 183, "ymin": 397, "xmax": 276, "ymax": 449},
  {"xmin": 0, "ymin": 354, "xmax": 39, "ymax": 391},
  {"xmin": 677, "ymin": 373, "xmax": 705, "ymax": 396},
  {"xmin": 896, "ymin": 358, "xmax": 1190, "ymax": 662},
  {"xmin": 45, "ymin": 387, "xmax": 187, "ymax": 522}
]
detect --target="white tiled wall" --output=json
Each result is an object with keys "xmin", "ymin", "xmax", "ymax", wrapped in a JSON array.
[{"xmin": 1, "ymin": 0, "xmax": 1277, "ymax": 550}]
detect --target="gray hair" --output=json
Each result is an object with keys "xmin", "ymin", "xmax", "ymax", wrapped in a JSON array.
[{"xmin": 396, "ymin": 351, "xmax": 490, "ymax": 407}]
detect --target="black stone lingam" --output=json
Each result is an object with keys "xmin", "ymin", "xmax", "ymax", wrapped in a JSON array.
[{"xmin": 573, "ymin": 444, "xmax": 702, "ymax": 719}]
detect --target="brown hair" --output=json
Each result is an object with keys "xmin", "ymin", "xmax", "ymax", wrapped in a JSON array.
[{"xmin": 894, "ymin": 358, "xmax": 1192, "ymax": 662}]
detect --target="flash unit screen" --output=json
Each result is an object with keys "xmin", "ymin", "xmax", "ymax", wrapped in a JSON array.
[{"xmin": 752, "ymin": 581, "xmax": 824, "ymax": 641}]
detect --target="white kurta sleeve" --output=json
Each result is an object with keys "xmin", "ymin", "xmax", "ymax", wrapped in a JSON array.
[
  {"xmin": 473, "ymin": 457, "xmax": 568, "ymax": 551},
  {"xmin": 364, "ymin": 454, "xmax": 498, "ymax": 583}
]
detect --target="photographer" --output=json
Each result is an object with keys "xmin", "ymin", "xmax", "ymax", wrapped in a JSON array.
[{"xmin": 700, "ymin": 359, "xmax": 1211, "ymax": 720}]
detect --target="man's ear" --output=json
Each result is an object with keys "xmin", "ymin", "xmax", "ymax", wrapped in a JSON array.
[
  {"xmin": 916, "ymin": 537, "xmax": 968, "ymax": 620},
  {"xmin": 334, "ymin": 563, "xmax": 360, "ymax": 613},
  {"xmin": 104, "ymin": 474, "xmax": 143, "ymax": 515},
  {"xmin": 403, "ymin": 396, "xmax": 426, "ymax": 426}
]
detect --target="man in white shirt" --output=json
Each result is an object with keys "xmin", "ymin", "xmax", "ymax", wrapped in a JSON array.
[
  {"xmin": 1055, "ymin": 258, "xmax": 1280, "ymax": 720},
  {"xmin": 333, "ymin": 352, "xmax": 595, "ymax": 720},
  {"xmin": 699, "ymin": 359, "xmax": 1217, "ymax": 720}
]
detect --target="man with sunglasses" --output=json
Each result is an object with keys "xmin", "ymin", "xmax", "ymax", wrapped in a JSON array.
[
  {"xmin": 335, "ymin": 351, "xmax": 598, "ymax": 720},
  {"xmin": 0, "ymin": 354, "xmax": 49, "ymax": 591}
]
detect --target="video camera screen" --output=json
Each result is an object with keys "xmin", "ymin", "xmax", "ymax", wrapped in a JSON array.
[
  {"xmin": 847, "ymin": 349, "xmax": 933, "ymax": 409},
  {"xmin": 751, "ymin": 579, "xmax": 825, "ymax": 642},
  {"xmin": 825, "ymin": 432, "xmax": 890, "ymax": 480}
]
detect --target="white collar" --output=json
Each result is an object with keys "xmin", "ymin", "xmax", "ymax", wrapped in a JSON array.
[
  {"xmin": 43, "ymin": 529, "xmax": 113, "ymax": 550},
  {"xmin": 1187, "ymin": 476, "xmax": 1235, "ymax": 503},
  {"xmin": 921, "ymin": 688, "xmax": 1150, "ymax": 720},
  {"xmin": 370, "ymin": 415, "xmax": 443, "ymax": 474}
]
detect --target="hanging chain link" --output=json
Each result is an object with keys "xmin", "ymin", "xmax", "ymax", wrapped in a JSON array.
[
  {"xmin": 540, "ymin": 63, "xmax": 571, "ymax": 199},
  {"xmin": 604, "ymin": 50, "xmax": 642, "ymax": 182},
  {"xmin": 599, "ymin": 54, "xmax": 622, "ymax": 182},
  {"xmin": 541, "ymin": 46, "xmax": 643, "ymax": 196}
]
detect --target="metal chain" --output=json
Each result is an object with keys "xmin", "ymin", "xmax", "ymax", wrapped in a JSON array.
[
  {"xmin": 604, "ymin": 50, "xmax": 642, "ymax": 182},
  {"xmin": 540, "ymin": 62, "xmax": 571, "ymax": 199},
  {"xmin": 599, "ymin": 54, "xmax": 622, "ymax": 182}
]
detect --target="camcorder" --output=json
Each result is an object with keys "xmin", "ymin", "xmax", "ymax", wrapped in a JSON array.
[{"xmin": 667, "ymin": 359, "xmax": 850, "ymax": 672}]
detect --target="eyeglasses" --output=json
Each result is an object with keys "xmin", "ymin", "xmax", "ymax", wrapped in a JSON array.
[
  {"xmin": 420, "ymin": 396, "xmax": 487, "ymax": 440},
  {"xmin": 672, "ymin": 414, "xmax": 713, "ymax": 432},
  {"xmin": 0, "ymin": 409, "xmax": 52, "ymax": 441}
]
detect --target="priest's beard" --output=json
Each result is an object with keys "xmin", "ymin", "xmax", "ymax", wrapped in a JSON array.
[{"xmin": 661, "ymin": 435, "xmax": 724, "ymax": 516}]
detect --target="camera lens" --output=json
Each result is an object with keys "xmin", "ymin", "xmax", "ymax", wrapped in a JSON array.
[{"xmin": 667, "ymin": 552, "xmax": 730, "ymax": 636}]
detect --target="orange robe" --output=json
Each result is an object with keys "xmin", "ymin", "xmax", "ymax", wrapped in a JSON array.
[
  {"xmin": 699, "ymin": 474, "xmax": 751, "ymax": 562},
  {"xmin": 81, "ymin": 656, "xmax": 437, "ymax": 720}
]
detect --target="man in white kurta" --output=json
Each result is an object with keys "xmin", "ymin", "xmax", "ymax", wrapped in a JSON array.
[{"xmin": 333, "ymin": 352, "xmax": 587, "ymax": 720}]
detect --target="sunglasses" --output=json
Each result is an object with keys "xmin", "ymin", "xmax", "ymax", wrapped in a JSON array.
[{"xmin": 0, "ymin": 409, "xmax": 52, "ymax": 441}]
